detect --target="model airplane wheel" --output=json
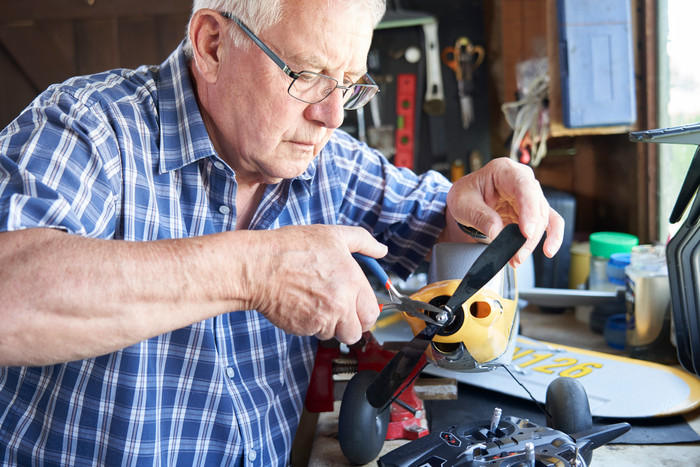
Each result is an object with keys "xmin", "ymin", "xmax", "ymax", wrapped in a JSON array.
[
  {"xmin": 338, "ymin": 370, "xmax": 390, "ymax": 465},
  {"xmin": 546, "ymin": 377, "xmax": 593, "ymax": 464}
]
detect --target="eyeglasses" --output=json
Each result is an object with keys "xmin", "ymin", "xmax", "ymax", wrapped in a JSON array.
[{"xmin": 219, "ymin": 11, "xmax": 379, "ymax": 111}]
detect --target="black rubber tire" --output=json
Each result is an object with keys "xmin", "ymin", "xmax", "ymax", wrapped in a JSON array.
[
  {"xmin": 546, "ymin": 376, "xmax": 593, "ymax": 464},
  {"xmin": 338, "ymin": 370, "xmax": 390, "ymax": 465}
]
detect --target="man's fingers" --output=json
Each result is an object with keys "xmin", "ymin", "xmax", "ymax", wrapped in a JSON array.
[
  {"xmin": 340, "ymin": 225, "xmax": 388, "ymax": 259},
  {"xmin": 333, "ymin": 315, "xmax": 363, "ymax": 345},
  {"xmin": 335, "ymin": 234, "xmax": 384, "ymax": 343},
  {"xmin": 357, "ymin": 286, "xmax": 381, "ymax": 332},
  {"xmin": 543, "ymin": 208, "xmax": 566, "ymax": 258},
  {"xmin": 446, "ymin": 158, "xmax": 566, "ymax": 268}
]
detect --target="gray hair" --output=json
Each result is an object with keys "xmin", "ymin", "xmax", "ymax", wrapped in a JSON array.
[{"xmin": 183, "ymin": 0, "xmax": 386, "ymax": 59}]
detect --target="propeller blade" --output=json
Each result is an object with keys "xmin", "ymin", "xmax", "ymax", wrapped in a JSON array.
[
  {"xmin": 366, "ymin": 323, "xmax": 439, "ymax": 408},
  {"xmin": 365, "ymin": 223, "xmax": 526, "ymax": 410},
  {"xmin": 444, "ymin": 223, "xmax": 526, "ymax": 311}
]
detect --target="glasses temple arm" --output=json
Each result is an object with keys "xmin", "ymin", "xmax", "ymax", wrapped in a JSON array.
[{"xmin": 222, "ymin": 12, "xmax": 298, "ymax": 79}]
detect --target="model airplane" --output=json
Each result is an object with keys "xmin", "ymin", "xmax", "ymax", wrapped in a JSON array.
[{"xmin": 335, "ymin": 224, "xmax": 630, "ymax": 465}]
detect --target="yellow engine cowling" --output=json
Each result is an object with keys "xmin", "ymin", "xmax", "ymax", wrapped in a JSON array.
[{"xmin": 404, "ymin": 267, "xmax": 519, "ymax": 371}]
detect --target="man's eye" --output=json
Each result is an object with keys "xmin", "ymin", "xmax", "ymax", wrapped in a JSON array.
[{"xmin": 299, "ymin": 73, "xmax": 318, "ymax": 84}]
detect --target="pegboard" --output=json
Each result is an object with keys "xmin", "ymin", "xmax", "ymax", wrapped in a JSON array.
[{"xmin": 341, "ymin": 0, "xmax": 491, "ymax": 178}]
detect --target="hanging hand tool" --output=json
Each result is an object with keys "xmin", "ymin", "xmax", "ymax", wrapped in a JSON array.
[
  {"xmin": 441, "ymin": 37, "xmax": 485, "ymax": 129},
  {"xmin": 353, "ymin": 253, "xmax": 447, "ymax": 326},
  {"xmin": 394, "ymin": 73, "xmax": 417, "ymax": 169},
  {"xmin": 421, "ymin": 19, "xmax": 446, "ymax": 116},
  {"xmin": 421, "ymin": 19, "xmax": 450, "ymax": 170}
]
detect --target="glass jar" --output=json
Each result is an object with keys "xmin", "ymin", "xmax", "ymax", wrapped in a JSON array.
[
  {"xmin": 588, "ymin": 232, "xmax": 638, "ymax": 292},
  {"xmin": 624, "ymin": 244, "xmax": 675, "ymax": 363}
]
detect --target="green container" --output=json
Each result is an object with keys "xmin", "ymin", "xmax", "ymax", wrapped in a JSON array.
[{"xmin": 589, "ymin": 232, "xmax": 639, "ymax": 259}]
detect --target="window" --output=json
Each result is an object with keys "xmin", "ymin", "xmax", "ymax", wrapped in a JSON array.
[{"xmin": 658, "ymin": 0, "xmax": 700, "ymax": 242}]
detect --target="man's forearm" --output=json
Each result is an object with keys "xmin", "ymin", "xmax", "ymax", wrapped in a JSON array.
[{"xmin": 0, "ymin": 228, "xmax": 250, "ymax": 366}]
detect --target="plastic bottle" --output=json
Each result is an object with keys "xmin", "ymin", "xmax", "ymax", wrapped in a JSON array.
[
  {"xmin": 624, "ymin": 244, "xmax": 675, "ymax": 363},
  {"xmin": 569, "ymin": 241, "xmax": 591, "ymax": 290},
  {"xmin": 606, "ymin": 252, "xmax": 631, "ymax": 289}
]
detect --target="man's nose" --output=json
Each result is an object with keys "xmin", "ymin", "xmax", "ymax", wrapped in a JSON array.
[{"xmin": 305, "ymin": 88, "xmax": 346, "ymax": 129}]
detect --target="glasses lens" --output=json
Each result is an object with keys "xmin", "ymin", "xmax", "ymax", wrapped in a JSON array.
[
  {"xmin": 289, "ymin": 71, "xmax": 337, "ymax": 104},
  {"xmin": 343, "ymin": 85, "xmax": 378, "ymax": 110},
  {"xmin": 288, "ymin": 71, "xmax": 378, "ymax": 110}
]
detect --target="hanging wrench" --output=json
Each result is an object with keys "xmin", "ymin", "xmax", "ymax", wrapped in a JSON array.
[{"xmin": 421, "ymin": 19, "xmax": 446, "ymax": 116}]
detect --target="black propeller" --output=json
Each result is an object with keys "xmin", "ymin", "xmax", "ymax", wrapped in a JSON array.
[
  {"xmin": 365, "ymin": 223, "xmax": 527, "ymax": 409},
  {"xmin": 444, "ymin": 223, "xmax": 527, "ymax": 312}
]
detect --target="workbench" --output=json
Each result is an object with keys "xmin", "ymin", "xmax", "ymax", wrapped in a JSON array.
[{"xmin": 301, "ymin": 306, "xmax": 700, "ymax": 466}]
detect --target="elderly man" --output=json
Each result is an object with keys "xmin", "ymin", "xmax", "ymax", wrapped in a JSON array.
[{"xmin": 0, "ymin": 0, "xmax": 563, "ymax": 464}]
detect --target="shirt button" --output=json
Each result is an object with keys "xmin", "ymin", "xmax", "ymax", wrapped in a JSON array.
[
  {"xmin": 219, "ymin": 205, "xmax": 231, "ymax": 215},
  {"xmin": 226, "ymin": 367, "xmax": 235, "ymax": 379},
  {"xmin": 248, "ymin": 449, "xmax": 257, "ymax": 462},
  {"xmin": 214, "ymin": 161, "xmax": 225, "ymax": 170}
]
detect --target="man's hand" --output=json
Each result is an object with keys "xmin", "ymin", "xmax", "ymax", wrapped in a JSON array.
[
  {"xmin": 444, "ymin": 157, "xmax": 565, "ymax": 267},
  {"xmin": 245, "ymin": 225, "xmax": 388, "ymax": 345}
]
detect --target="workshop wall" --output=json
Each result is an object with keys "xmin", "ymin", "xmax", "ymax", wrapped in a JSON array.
[
  {"xmin": 0, "ymin": 1, "xmax": 191, "ymax": 130},
  {"xmin": 0, "ymin": 0, "xmax": 659, "ymax": 243},
  {"xmin": 484, "ymin": 0, "xmax": 658, "ymax": 243},
  {"xmin": 339, "ymin": 0, "xmax": 491, "ymax": 178}
]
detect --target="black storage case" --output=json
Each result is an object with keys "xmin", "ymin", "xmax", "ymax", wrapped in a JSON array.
[
  {"xmin": 630, "ymin": 123, "xmax": 700, "ymax": 377},
  {"xmin": 534, "ymin": 186, "xmax": 576, "ymax": 290}
]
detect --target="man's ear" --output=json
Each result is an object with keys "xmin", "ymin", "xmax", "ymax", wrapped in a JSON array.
[{"xmin": 189, "ymin": 9, "xmax": 227, "ymax": 83}]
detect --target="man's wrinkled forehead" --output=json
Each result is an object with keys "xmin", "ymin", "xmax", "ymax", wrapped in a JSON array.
[
  {"xmin": 271, "ymin": 2, "xmax": 374, "ymax": 75},
  {"xmin": 290, "ymin": 50, "xmax": 369, "ymax": 79}
]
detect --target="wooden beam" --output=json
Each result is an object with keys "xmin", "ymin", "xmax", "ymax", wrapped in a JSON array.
[
  {"xmin": 0, "ymin": 49, "xmax": 39, "ymax": 123},
  {"xmin": 414, "ymin": 377, "xmax": 458, "ymax": 400},
  {"xmin": 0, "ymin": 0, "xmax": 191, "ymax": 22},
  {"xmin": 641, "ymin": 0, "xmax": 659, "ymax": 243}
]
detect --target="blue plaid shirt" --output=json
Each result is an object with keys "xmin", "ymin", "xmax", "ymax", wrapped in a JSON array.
[{"xmin": 0, "ymin": 43, "xmax": 450, "ymax": 466}]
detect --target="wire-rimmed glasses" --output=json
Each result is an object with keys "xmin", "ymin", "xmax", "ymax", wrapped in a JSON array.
[{"xmin": 219, "ymin": 11, "xmax": 379, "ymax": 110}]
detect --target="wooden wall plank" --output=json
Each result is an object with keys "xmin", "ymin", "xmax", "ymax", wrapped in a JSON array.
[
  {"xmin": 119, "ymin": 17, "xmax": 160, "ymax": 69},
  {"xmin": 0, "ymin": 3, "xmax": 189, "ymax": 130},
  {"xmin": 43, "ymin": 20, "xmax": 77, "ymax": 72},
  {"xmin": 0, "ymin": 49, "xmax": 38, "ymax": 125},
  {"xmin": 500, "ymin": 0, "xmax": 548, "ymax": 103},
  {"xmin": 75, "ymin": 18, "xmax": 119, "ymax": 75},
  {"xmin": 157, "ymin": 15, "xmax": 189, "ymax": 58},
  {"xmin": 0, "ymin": 22, "xmax": 75, "ymax": 90},
  {"xmin": 0, "ymin": 0, "xmax": 191, "ymax": 22}
]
